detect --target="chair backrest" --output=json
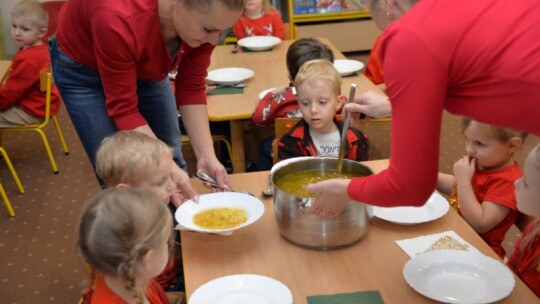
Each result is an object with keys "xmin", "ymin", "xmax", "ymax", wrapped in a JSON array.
[
  {"xmin": 38, "ymin": 67, "xmax": 52, "ymax": 126},
  {"xmin": 272, "ymin": 117, "xmax": 301, "ymax": 164},
  {"xmin": 41, "ymin": 1, "xmax": 66, "ymax": 43}
]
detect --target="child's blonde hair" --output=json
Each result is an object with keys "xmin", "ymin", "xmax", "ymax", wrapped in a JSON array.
[
  {"xmin": 461, "ymin": 117, "xmax": 528, "ymax": 148},
  {"xmin": 95, "ymin": 131, "xmax": 173, "ymax": 187},
  {"xmin": 11, "ymin": 0, "xmax": 48, "ymax": 29},
  {"xmin": 294, "ymin": 59, "xmax": 342, "ymax": 96},
  {"xmin": 78, "ymin": 188, "xmax": 172, "ymax": 304}
]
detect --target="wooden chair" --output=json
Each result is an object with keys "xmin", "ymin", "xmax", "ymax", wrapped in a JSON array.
[
  {"xmin": 272, "ymin": 117, "xmax": 301, "ymax": 164},
  {"xmin": 181, "ymin": 135, "xmax": 232, "ymax": 165},
  {"xmin": 0, "ymin": 67, "xmax": 69, "ymax": 174}
]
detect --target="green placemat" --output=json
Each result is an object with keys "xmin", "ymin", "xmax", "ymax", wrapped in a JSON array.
[
  {"xmin": 206, "ymin": 86, "xmax": 244, "ymax": 95},
  {"xmin": 307, "ymin": 290, "xmax": 384, "ymax": 304}
]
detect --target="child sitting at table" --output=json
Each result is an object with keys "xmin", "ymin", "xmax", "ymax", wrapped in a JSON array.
[
  {"xmin": 233, "ymin": 0, "xmax": 285, "ymax": 40},
  {"xmin": 79, "ymin": 188, "xmax": 174, "ymax": 304},
  {"xmin": 252, "ymin": 37, "xmax": 335, "ymax": 170},
  {"xmin": 437, "ymin": 117, "xmax": 527, "ymax": 259},
  {"xmin": 0, "ymin": 0, "xmax": 60, "ymax": 127},
  {"xmin": 95, "ymin": 130, "xmax": 185, "ymax": 300},
  {"xmin": 508, "ymin": 144, "xmax": 540, "ymax": 297},
  {"xmin": 277, "ymin": 59, "xmax": 369, "ymax": 161}
]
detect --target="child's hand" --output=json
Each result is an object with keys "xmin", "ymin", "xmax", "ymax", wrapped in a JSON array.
[{"xmin": 453, "ymin": 156, "xmax": 476, "ymax": 182}]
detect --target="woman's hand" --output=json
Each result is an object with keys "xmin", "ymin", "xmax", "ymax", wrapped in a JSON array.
[
  {"xmin": 170, "ymin": 163, "xmax": 198, "ymax": 208},
  {"xmin": 197, "ymin": 154, "xmax": 230, "ymax": 192},
  {"xmin": 304, "ymin": 178, "xmax": 352, "ymax": 218},
  {"xmin": 344, "ymin": 90, "xmax": 392, "ymax": 119}
]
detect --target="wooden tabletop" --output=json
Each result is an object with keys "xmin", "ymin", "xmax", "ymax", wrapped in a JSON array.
[
  {"xmin": 0, "ymin": 60, "xmax": 11, "ymax": 84},
  {"xmin": 181, "ymin": 159, "xmax": 537, "ymax": 303}
]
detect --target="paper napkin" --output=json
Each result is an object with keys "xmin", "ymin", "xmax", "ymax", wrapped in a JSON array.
[
  {"xmin": 395, "ymin": 230, "xmax": 479, "ymax": 258},
  {"xmin": 174, "ymin": 223, "xmax": 233, "ymax": 236},
  {"xmin": 207, "ymin": 86, "xmax": 244, "ymax": 95},
  {"xmin": 307, "ymin": 290, "xmax": 384, "ymax": 304}
]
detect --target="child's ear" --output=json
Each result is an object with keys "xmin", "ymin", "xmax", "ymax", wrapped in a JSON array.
[
  {"xmin": 336, "ymin": 94, "xmax": 347, "ymax": 111},
  {"xmin": 38, "ymin": 27, "xmax": 48, "ymax": 39},
  {"xmin": 116, "ymin": 183, "xmax": 130, "ymax": 189},
  {"xmin": 508, "ymin": 136, "xmax": 523, "ymax": 154}
]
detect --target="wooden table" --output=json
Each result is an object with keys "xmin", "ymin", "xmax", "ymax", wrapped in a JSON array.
[
  {"xmin": 0, "ymin": 60, "xmax": 11, "ymax": 84},
  {"xmin": 207, "ymin": 38, "xmax": 385, "ymax": 173},
  {"xmin": 181, "ymin": 159, "xmax": 538, "ymax": 303}
]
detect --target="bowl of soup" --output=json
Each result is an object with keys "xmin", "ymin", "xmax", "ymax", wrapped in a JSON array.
[{"xmin": 272, "ymin": 157, "xmax": 373, "ymax": 250}]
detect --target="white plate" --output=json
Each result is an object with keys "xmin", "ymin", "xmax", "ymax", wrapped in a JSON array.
[
  {"xmin": 206, "ymin": 67, "xmax": 254, "ymax": 85},
  {"xmin": 373, "ymin": 192, "xmax": 449, "ymax": 225},
  {"xmin": 333, "ymin": 59, "xmax": 365, "ymax": 76},
  {"xmin": 237, "ymin": 36, "xmax": 282, "ymax": 51},
  {"xmin": 258, "ymin": 87, "xmax": 276, "ymax": 100},
  {"xmin": 189, "ymin": 274, "xmax": 293, "ymax": 304},
  {"xmin": 403, "ymin": 250, "xmax": 515, "ymax": 303},
  {"xmin": 175, "ymin": 192, "xmax": 264, "ymax": 233}
]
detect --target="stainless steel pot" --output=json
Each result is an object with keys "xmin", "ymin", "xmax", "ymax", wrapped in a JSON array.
[{"xmin": 272, "ymin": 158, "xmax": 374, "ymax": 250}]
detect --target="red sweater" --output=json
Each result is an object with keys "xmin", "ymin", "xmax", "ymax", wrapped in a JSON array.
[
  {"xmin": 56, "ymin": 0, "xmax": 212, "ymax": 130},
  {"xmin": 364, "ymin": 36, "xmax": 384, "ymax": 85},
  {"xmin": 252, "ymin": 87, "xmax": 301, "ymax": 126},
  {"xmin": 0, "ymin": 44, "xmax": 60, "ymax": 118},
  {"xmin": 348, "ymin": 0, "xmax": 540, "ymax": 207},
  {"xmin": 507, "ymin": 220, "xmax": 540, "ymax": 297},
  {"xmin": 233, "ymin": 9, "xmax": 285, "ymax": 40},
  {"xmin": 82, "ymin": 276, "xmax": 169, "ymax": 304}
]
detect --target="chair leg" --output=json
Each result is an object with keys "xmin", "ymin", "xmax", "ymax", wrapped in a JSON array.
[
  {"xmin": 35, "ymin": 129, "xmax": 59, "ymax": 174},
  {"xmin": 0, "ymin": 182, "xmax": 15, "ymax": 217},
  {"xmin": 52, "ymin": 116, "xmax": 69, "ymax": 155},
  {"xmin": 212, "ymin": 135, "xmax": 233, "ymax": 164},
  {"xmin": 0, "ymin": 148, "xmax": 24, "ymax": 194}
]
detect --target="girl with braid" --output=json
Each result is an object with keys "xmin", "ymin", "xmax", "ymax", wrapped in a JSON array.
[{"xmin": 78, "ymin": 188, "xmax": 174, "ymax": 304}]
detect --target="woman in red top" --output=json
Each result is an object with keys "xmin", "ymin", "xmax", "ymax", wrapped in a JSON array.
[
  {"xmin": 508, "ymin": 144, "xmax": 540, "ymax": 297},
  {"xmin": 305, "ymin": 0, "xmax": 540, "ymax": 217},
  {"xmin": 49, "ymin": 0, "xmax": 245, "ymax": 204}
]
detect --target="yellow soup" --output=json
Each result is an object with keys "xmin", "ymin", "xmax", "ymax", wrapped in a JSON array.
[
  {"xmin": 276, "ymin": 170, "xmax": 359, "ymax": 198},
  {"xmin": 193, "ymin": 207, "xmax": 248, "ymax": 230}
]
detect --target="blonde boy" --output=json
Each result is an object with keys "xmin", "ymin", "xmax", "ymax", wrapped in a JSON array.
[
  {"xmin": 0, "ymin": 0, "xmax": 60, "ymax": 127},
  {"xmin": 277, "ymin": 59, "xmax": 369, "ymax": 161},
  {"xmin": 95, "ymin": 130, "xmax": 177, "ymax": 205}
]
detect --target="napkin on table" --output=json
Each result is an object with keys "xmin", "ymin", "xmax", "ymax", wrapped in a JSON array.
[
  {"xmin": 395, "ymin": 230, "xmax": 479, "ymax": 258},
  {"xmin": 307, "ymin": 290, "xmax": 384, "ymax": 304},
  {"xmin": 206, "ymin": 85, "xmax": 244, "ymax": 95}
]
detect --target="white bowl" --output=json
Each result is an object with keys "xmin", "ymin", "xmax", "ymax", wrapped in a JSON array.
[
  {"xmin": 206, "ymin": 67, "xmax": 254, "ymax": 85},
  {"xmin": 333, "ymin": 59, "xmax": 365, "ymax": 76},
  {"xmin": 238, "ymin": 36, "xmax": 282, "ymax": 51}
]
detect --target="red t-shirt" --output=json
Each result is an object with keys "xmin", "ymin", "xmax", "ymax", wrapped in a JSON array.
[
  {"xmin": 507, "ymin": 220, "xmax": 540, "ymax": 297},
  {"xmin": 84, "ymin": 276, "xmax": 169, "ymax": 304},
  {"xmin": 348, "ymin": 0, "xmax": 540, "ymax": 207},
  {"xmin": 56, "ymin": 0, "xmax": 212, "ymax": 130},
  {"xmin": 233, "ymin": 9, "xmax": 285, "ymax": 40},
  {"xmin": 0, "ymin": 44, "xmax": 60, "ymax": 118}
]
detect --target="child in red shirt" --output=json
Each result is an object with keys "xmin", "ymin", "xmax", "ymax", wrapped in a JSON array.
[
  {"xmin": 508, "ymin": 144, "xmax": 540, "ymax": 297},
  {"xmin": 438, "ymin": 118, "xmax": 527, "ymax": 258},
  {"xmin": 233, "ymin": 0, "xmax": 285, "ymax": 40},
  {"xmin": 0, "ymin": 0, "xmax": 60, "ymax": 127}
]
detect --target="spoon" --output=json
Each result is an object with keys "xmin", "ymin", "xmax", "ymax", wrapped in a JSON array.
[
  {"xmin": 195, "ymin": 170, "xmax": 254, "ymax": 196},
  {"xmin": 336, "ymin": 83, "xmax": 358, "ymax": 175},
  {"xmin": 262, "ymin": 174, "xmax": 273, "ymax": 197}
]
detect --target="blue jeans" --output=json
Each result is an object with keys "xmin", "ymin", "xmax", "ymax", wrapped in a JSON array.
[{"xmin": 49, "ymin": 37, "xmax": 187, "ymax": 171}]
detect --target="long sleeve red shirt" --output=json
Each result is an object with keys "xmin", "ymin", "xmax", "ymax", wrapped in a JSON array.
[
  {"xmin": 56, "ymin": 0, "xmax": 212, "ymax": 130},
  {"xmin": 348, "ymin": 0, "xmax": 540, "ymax": 207},
  {"xmin": 233, "ymin": 9, "xmax": 285, "ymax": 40}
]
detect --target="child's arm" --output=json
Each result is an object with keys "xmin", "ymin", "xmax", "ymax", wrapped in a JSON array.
[
  {"xmin": 270, "ymin": 9, "xmax": 285, "ymax": 40},
  {"xmin": 0, "ymin": 59, "xmax": 35, "ymax": 110},
  {"xmin": 233, "ymin": 19, "xmax": 246, "ymax": 40},
  {"xmin": 454, "ymin": 156, "xmax": 512, "ymax": 233},
  {"xmin": 251, "ymin": 86, "xmax": 290, "ymax": 126},
  {"xmin": 437, "ymin": 172, "xmax": 455, "ymax": 195}
]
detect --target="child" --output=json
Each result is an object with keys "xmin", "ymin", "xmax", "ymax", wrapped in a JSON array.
[
  {"xmin": 0, "ymin": 0, "xmax": 60, "ymax": 127},
  {"xmin": 233, "ymin": 0, "xmax": 285, "ymax": 40},
  {"xmin": 79, "ymin": 188, "xmax": 173, "ymax": 304},
  {"xmin": 437, "ymin": 117, "xmax": 527, "ymax": 259},
  {"xmin": 508, "ymin": 144, "xmax": 540, "ymax": 297},
  {"xmin": 95, "ymin": 131, "xmax": 184, "ymax": 298},
  {"xmin": 277, "ymin": 59, "xmax": 369, "ymax": 161},
  {"xmin": 252, "ymin": 37, "xmax": 335, "ymax": 170}
]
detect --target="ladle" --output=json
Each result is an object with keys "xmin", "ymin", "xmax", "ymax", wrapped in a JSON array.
[
  {"xmin": 336, "ymin": 83, "xmax": 358, "ymax": 175},
  {"xmin": 195, "ymin": 170, "xmax": 254, "ymax": 196}
]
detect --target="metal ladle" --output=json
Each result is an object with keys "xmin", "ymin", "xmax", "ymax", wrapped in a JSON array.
[
  {"xmin": 195, "ymin": 170, "xmax": 254, "ymax": 196},
  {"xmin": 336, "ymin": 84, "xmax": 358, "ymax": 175}
]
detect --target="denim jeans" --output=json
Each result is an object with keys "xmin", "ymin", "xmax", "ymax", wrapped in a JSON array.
[{"xmin": 49, "ymin": 37, "xmax": 187, "ymax": 171}]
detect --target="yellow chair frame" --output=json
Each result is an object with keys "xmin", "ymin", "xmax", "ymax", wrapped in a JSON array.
[
  {"xmin": 0, "ymin": 67, "xmax": 69, "ymax": 174},
  {"xmin": 0, "ymin": 180, "xmax": 14, "ymax": 217},
  {"xmin": 0, "ymin": 146, "xmax": 24, "ymax": 194}
]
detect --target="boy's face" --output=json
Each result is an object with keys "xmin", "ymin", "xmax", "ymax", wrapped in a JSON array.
[
  {"xmin": 297, "ymin": 80, "xmax": 342, "ymax": 134},
  {"xmin": 462, "ymin": 122, "xmax": 515, "ymax": 170},
  {"xmin": 515, "ymin": 148, "xmax": 540, "ymax": 217},
  {"xmin": 11, "ymin": 15, "xmax": 45, "ymax": 49},
  {"xmin": 129, "ymin": 157, "xmax": 176, "ymax": 205}
]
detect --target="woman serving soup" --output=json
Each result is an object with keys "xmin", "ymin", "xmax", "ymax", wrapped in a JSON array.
[{"xmin": 306, "ymin": 0, "xmax": 540, "ymax": 218}]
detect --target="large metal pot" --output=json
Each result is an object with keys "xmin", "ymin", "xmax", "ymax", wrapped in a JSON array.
[{"xmin": 272, "ymin": 158, "xmax": 374, "ymax": 250}]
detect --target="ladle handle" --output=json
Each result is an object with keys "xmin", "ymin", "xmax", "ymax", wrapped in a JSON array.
[{"xmin": 336, "ymin": 83, "xmax": 358, "ymax": 175}]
